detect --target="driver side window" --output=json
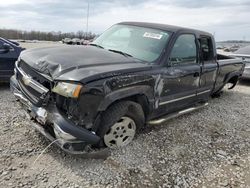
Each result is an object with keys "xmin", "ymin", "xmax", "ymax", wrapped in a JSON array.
[{"xmin": 169, "ymin": 34, "xmax": 197, "ymax": 66}]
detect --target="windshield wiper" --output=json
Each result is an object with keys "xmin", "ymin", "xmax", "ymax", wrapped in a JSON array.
[
  {"xmin": 108, "ymin": 49, "xmax": 133, "ymax": 57},
  {"xmin": 89, "ymin": 43, "xmax": 104, "ymax": 49}
]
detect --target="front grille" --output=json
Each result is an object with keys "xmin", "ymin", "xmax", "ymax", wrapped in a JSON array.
[
  {"xmin": 16, "ymin": 61, "xmax": 51, "ymax": 106},
  {"xmin": 19, "ymin": 61, "xmax": 52, "ymax": 89}
]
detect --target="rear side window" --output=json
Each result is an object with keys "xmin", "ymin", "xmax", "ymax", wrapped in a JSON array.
[
  {"xmin": 199, "ymin": 37, "xmax": 214, "ymax": 61},
  {"xmin": 169, "ymin": 34, "xmax": 197, "ymax": 66}
]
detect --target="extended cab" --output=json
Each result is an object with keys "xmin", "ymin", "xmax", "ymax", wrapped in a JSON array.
[
  {"xmin": 10, "ymin": 22, "xmax": 244, "ymax": 154},
  {"xmin": 0, "ymin": 38, "xmax": 24, "ymax": 82}
]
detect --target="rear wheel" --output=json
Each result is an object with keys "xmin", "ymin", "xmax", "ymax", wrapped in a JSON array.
[{"xmin": 97, "ymin": 101, "xmax": 145, "ymax": 149}]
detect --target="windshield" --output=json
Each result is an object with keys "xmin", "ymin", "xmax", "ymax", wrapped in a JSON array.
[{"xmin": 93, "ymin": 24, "xmax": 171, "ymax": 62}]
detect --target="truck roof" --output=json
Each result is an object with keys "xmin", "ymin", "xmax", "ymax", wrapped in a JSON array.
[{"xmin": 119, "ymin": 22, "xmax": 212, "ymax": 37}]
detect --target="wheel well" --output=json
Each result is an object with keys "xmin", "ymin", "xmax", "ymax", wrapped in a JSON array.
[
  {"xmin": 122, "ymin": 94, "xmax": 150, "ymax": 117},
  {"xmin": 211, "ymin": 75, "xmax": 239, "ymax": 97},
  {"xmin": 226, "ymin": 75, "xmax": 239, "ymax": 90},
  {"xmin": 93, "ymin": 94, "xmax": 150, "ymax": 132},
  {"xmin": 228, "ymin": 75, "xmax": 239, "ymax": 84},
  {"xmin": 105, "ymin": 94, "xmax": 150, "ymax": 119}
]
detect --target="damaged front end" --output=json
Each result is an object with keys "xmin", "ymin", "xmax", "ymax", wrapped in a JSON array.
[{"xmin": 10, "ymin": 60, "xmax": 101, "ymax": 154}]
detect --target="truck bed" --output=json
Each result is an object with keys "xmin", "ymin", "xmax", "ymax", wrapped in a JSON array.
[{"xmin": 214, "ymin": 54, "xmax": 244, "ymax": 93}]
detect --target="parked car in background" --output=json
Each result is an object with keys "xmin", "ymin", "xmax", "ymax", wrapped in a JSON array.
[
  {"xmin": 81, "ymin": 39, "xmax": 90, "ymax": 45},
  {"xmin": 0, "ymin": 38, "xmax": 24, "ymax": 82},
  {"xmin": 10, "ymin": 22, "xmax": 244, "ymax": 154},
  {"xmin": 72, "ymin": 38, "xmax": 81, "ymax": 45},
  {"xmin": 233, "ymin": 46, "xmax": 250, "ymax": 79},
  {"xmin": 62, "ymin": 38, "xmax": 81, "ymax": 45},
  {"xmin": 62, "ymin": 38, "xmax": 72, "ymax": 45}
]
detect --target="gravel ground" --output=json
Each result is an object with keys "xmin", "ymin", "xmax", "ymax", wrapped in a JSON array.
[{"xmin": 0, "ymin": 80, "xmax": 249, "ymax": 188}]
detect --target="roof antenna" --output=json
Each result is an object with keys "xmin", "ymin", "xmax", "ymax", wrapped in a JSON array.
[{"xmin": 86, "ymin": 0, "xmax": 89, "ymax": 39}]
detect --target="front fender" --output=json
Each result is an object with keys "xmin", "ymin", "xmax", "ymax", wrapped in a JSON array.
[{"xmin": 98, "ymin": 85, "xmax": 154, "ymax": 111}]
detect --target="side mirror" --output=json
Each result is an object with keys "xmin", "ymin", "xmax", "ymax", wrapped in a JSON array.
[{"xmin": 2, "ymin": 43, "xmax": 12, "ymax": 52}]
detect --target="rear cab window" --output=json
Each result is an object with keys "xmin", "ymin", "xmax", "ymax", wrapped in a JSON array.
[{"xmin": 199, "ymin": 36, "xmax": 214, "ymax": 62}]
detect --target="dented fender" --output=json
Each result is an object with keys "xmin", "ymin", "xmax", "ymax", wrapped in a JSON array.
[
  {"xmin": 223, "ymin": 71, "xmax": 241, "ymax": 84},
  {"xmin": 98, "ymin": 85, "xmax": 154, "ymax": 111}
]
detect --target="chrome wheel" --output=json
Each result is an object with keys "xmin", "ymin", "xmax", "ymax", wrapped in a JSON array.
[{"xmin": 104, "ymin": 116, "xmax": 136, "ymax": 149}]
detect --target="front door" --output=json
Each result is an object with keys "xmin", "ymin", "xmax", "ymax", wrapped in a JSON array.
[{"xmin": 154, "ymin": 34, "xmax": 201, "ymax": 117}]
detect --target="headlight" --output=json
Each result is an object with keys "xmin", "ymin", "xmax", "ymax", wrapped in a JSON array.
[{"xmin": 52, "ymin": 82, "xmax": 82, "ymax": 98}]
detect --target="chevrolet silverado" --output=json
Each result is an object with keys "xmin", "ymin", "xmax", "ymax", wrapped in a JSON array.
[{"xmin": 10, "ymin": 22, "xmax": 244, "ymax": 154}]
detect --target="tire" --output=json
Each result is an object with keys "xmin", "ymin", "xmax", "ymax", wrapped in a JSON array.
[{"xmin": 97, "ymin": 101, "xmax": 145, "ymax": 149}]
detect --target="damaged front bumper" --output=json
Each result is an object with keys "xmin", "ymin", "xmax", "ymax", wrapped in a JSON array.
[{"xmin": 10, "ymin": 76, "xmax": 101, "ymax": 154}]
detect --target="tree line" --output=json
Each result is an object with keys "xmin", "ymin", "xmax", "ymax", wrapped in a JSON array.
[{"xmin": 0, "ymin": 29, "xmax": 97, "ymax": 41}]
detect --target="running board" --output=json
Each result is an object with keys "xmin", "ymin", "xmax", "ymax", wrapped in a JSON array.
[{"xmin": 148, "ymin": 102, "xmax": 208, "ymax": 125}]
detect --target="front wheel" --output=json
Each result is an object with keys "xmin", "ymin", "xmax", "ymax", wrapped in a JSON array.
[
  {"xmin": 104, "ymin": 116, "xmax": 136, "ymax": 148},
  {"xmin": 97, "ymin": 101, "xmax": 145, "ymax": 149}
]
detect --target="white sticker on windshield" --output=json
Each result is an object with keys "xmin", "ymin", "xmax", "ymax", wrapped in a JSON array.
[{"xmin": 143, "ymin": 32, "xmax": 163, "ymax": 39}]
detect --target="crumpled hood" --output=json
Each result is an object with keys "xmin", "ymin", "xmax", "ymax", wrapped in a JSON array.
[{"xmin": 20, "ymin": 45, "xmax": 151, "ymax": 83}]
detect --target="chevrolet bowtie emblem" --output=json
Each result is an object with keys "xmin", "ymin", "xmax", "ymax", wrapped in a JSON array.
[{"xmin": 22, "ymin": 75, "xmax": 32, "ymax": 86}]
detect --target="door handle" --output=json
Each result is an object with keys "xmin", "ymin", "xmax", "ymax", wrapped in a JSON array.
[{"xmin": 193, "ymin": 72, "xmax": 200, "ymax": 77}]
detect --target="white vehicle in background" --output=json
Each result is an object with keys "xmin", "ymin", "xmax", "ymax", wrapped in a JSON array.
[
  {"xmin": 62, "ymin": 38, "xmax": 72, "ymax": 44},
  {"xmin": 233, "ymin": 46, "xmax": 250, "ymax": 79},
  {"xmin": 63, "ymin": 38, "xmax": 81, "ymax": 45},
  {"xmin": 81, "ymin": 39, "xmax": 91, "ymax": 45},
  {"xmin": 72, "ymin": 38, "xmax": 81, "ymax": 45}
]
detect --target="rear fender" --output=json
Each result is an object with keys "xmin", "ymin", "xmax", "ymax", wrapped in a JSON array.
[
  {"xmin": 224, "ymin": 71, "xmax": 240, "ymax": 89},
  {"xmin": 224, "ymin": 71, "xmax": 240, "ymax": 83}
]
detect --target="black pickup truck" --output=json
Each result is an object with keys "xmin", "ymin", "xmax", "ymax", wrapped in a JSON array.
[
  {"xmin": 10, "ymin": 22, "xmax": 244, "ymax": 154},
  {"xmin": 0, "ymin": 38, "xmax": 24, "ymax": 82}
]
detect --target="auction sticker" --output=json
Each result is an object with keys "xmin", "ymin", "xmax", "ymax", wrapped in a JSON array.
[{"xmin": 143, "ymin": 32, "xmax": 163, "ymax": 39}]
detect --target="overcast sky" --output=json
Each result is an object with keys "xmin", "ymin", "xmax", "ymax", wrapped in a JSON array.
[{"xmin": 0, "ymin": 0, "xmax": 250, "ymax": 41}]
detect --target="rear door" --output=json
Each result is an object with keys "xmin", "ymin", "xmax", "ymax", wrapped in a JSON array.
[
  {"xmin": 0, "ymin": 40, "xmax": 17, "ymax": 81},
  {"xmin": 155, "ymin": 33, "xmax": 201, "ymax": 116},
  {"xmin": 198, "ymin": 36, "xmax": 218, "ymax": 98}
]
